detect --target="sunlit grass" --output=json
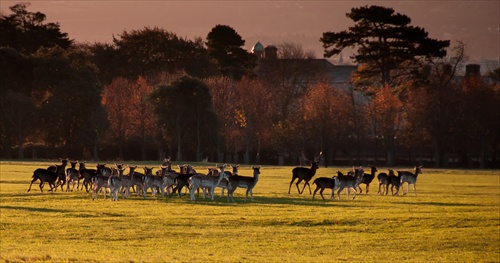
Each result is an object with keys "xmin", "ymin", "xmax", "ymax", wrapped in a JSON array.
[{"xmin": 1, "ymin": 161, "xmax": 499, "ymax": 262}]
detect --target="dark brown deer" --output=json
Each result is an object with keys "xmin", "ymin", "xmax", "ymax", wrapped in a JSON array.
[
  {"xmin": 47, "ymin": 158, "xmax": 68, "ymax": 191},
  {"xmin": 172, "ymin": 165, "xmax": 191, "ymax": 198},
  {"xmin": 386, "ymin": 170, "xmax": 401, "ymax": 196},
  {"xmin": 288, "ymin": 152, "xmax": 322, "ymax": 194},
  {"xmin": 398, "ymin": 166, "xmax": 422, "ymax": 196},
  {"xmin": 312, "ymin": 175, "xmax": 340, "ymax": 201},
  {"xmin": 27, "ymin": 168, "xmax": 58, "ymax": 192},
  {"xmin": 377, "ymin": 169, "xmax": 393, "ymax": 195},
  {"xmin": 357, "ymin": 165, "xmax": 377, "ymax": 194},
  {"xmin": 78, "ymin": 161, "xmax": 96, "ymax": 192}
]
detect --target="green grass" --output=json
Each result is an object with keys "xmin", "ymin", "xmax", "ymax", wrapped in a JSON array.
[{"xmin": 1, "ymin": 161, "xmax": 499, "ymax": 262}]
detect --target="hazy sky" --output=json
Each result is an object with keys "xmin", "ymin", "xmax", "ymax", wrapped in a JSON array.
[{"xmin": 1, "ymin": 1, "xmax": 499, "ymax": 63}]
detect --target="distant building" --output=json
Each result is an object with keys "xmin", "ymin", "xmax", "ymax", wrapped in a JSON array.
[{"xmin": 250, "ymin": 42, "xmax": 358, "ymax": 89}]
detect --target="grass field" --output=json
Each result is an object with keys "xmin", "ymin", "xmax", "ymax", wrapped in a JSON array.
[{"xmin": 1, "ymin": 161, "xmax": 499, "ymax": 262}]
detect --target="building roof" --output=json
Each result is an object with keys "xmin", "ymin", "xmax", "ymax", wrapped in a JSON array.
[{"xmin": 252, "ymin": 42, "xmax": 265, "ymax": 53}]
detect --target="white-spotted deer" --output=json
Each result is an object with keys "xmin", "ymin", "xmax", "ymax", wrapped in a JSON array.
[
  {"xmin": 227, "ymin": 165, "xmax": 261, "ymax": 202},
  {"xmin": 336, "ymin": 167, "xmax": 364, "ymax": 200},
  {"xmin": 398, "ymin": 166, "xmax": 422, "ymax": 196},
  {"xmin": 189, "ymin": 164, "xmax": 227, "ymax": 201}
]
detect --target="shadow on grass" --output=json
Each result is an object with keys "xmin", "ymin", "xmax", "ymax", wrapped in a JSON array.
[
  {"xmin": 0, "ymin": 205, "xmax": 70, "ymax": 213},
  {"xmin": 398, "ymin": 201, "xmax": 482, "ymax": 207},
  {"xmin": 163, "ymin": 194, "xmax": 356, "ymax": 207}
]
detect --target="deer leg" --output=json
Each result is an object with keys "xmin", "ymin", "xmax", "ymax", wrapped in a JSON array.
[
  {"xmin": 319, "ymin": 188, "xmax": 325, "ymax": 200},
  {"xmin": 312, "ymin": 187, "xmax": 319, "ymax": 200},
  {"xmin": 295, "ymin": 179, "xmax": 303, "ymax": 194},
  {"xmin": 413, "ymin": 184, "xmax": 417, "ymax": 196},
  {"xmin": 288, "ymin": 177, "xmax": 297, "ymax": 194},
  {"xmin": 27, "ymin": 178, "xmax": 38, "ymax": 192},
  {"xmin": 366, "ymin": 184, "xmax": 369, "ymax": 194},
  {"xmin": 304, "ymin": 182, "xmax": 312, "ymax": 194},
  {"xmin": 337, "ymin": 187, "xmax": 343, "ymax": 200}
]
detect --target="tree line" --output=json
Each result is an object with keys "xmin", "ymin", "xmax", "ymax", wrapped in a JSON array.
[{"xmin": 1, "ymin": 3, "xmax": 499, "ymax": 168}]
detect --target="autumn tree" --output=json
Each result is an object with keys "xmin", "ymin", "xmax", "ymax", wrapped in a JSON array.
[
  {"xmin": 129, "ymin": 76, "xmax": 156, "ymax": 160},
  {"xmin": 205, "ymin": 76, "xmax": 238, "ymax": 162},
  {"xmin": 257, "ymin": 41, "xmax": 331, "ymax": 164},
  {"xmin": 301, "ymin": 82, "xmax": 352, "ymax": 165},
  {"xmin": 102, "ymin": 77, "xmax": 133, "ymax": 160},
  {"xmin": 366, "ymin": 85, "xmax": 403, "ymax": 166},
  {"xmin": 234, "ymin": 77, "xmax": 272, "ymax": 164},
  {"xmin": 320, "ymin": 5, "xmax": 449, "ymax": 92},
  {"xmin": 206, "ymin": 24, "xmax": 256, "ymax": 80}
]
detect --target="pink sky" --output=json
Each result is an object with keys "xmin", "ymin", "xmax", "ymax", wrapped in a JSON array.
[{"xmin": 1, "ymin": 1, "xmax": 499, "ymax": 64}]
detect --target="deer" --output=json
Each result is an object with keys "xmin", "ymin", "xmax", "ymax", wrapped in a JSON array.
[
  {"xmin": 288, "ymin": 152, "xmax": 322, "ymax": 194},
  {"xmin": 189, "ymin": 164, "xmax": 227, "ymax": 201},
  {"xmin": 357, "ymin": 165, "xmax": 377, "ymax": 194},
  {"xmin": 142, "ymin": 167, "xmax": 163, "ymax": 199},
  {"xmin": 27, "ymin": 168, "xmax": 59, "ymax": 192},
  {"xmin": 78, "ymin": 161, "xmax": 97, "ymax": 192},
  {"xmin": 227, "ymin": 165, "xmax": 261, "ymax": 202},
  {"xmin": 47, "ymin": 158, "xmax": 68, "ymax": 191},
  {"xmin": 377, "ymin": 169, "xmax": 392, "ymax": 195},
  {"xmin": 312, "ymin": 175, "xmax": 340, "ymax": 201},
  {"xmin": 336, "ymin": 167, "xmax": 364, "ymax": 200},
  {"xmin": 65, "ymin": 160, "xmax": 80, "ymax": 192},
  {"xmin": 156, "ymin": 165, "xmax": 177, "ymax": 197},
  {"xmin": 129, "ymin": 165, "xmax": 145, "ymax": 197},
  {"xmin": 398, "ymin": 166, "xmax": 422, "ymax": 196},
  {"xmin": 172, "ymin": 165, "xmax": 191, "ymax": 198},
  {"xmin": 218, "ymin": 164, "xmax": 239, "ymax": 198},
  {"xmin": 108, "ymin": 167, "xmax": 125, "ymax": 201},
  {"xmin": 91, "ymin": 164, "xmax": 112, "ymax": 200},
  {"xmin": 386, "ymin": 170, "xmax": 401, "ymax": 196}
]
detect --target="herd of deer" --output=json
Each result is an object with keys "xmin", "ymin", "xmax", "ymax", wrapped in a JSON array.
[
  {"xmin": 289, "ymin": 153, "xmax": 422, "ymax": 201},
  {"xmin": 26, "ymin": 155, "xmax": 421, "ymax": 202},
  {"xmin": 27, "ymin": 158, "xmax": 260, "ymax": 203}
]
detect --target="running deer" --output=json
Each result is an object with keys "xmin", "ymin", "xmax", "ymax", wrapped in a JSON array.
[
  {"xmin": 47, "ymin": 158, "xmax": 68, "ymax": 191},
  {"xmin": 288, "ymin": 152, "xmax": 322, "ymax": 194},
  {"xmin": 312, "ymin": 175, "xmax": 340, "ymax": 201},
  {"xmin": 398, "ymin": 166, "xmax": 422, "ymax": 196},
  {"xmin": 27, "ymin": 168, "xmax": 58, "ymax": 192},
  {"xmin": 65, "ymin": 160, "xmax": 80, "ymax": 192},
  {"xmin": 227, "ymin": 165, "xmax": 261, "ymax": 202},
  {"xmin": 91, "ymin": 164, "xmax": 112, "ymax": 200},
  {"xmin": 357, "ymin": 165, "xmax": 377, "ymax": 194},
  {"xmin": 386, "ymin": 170, "xmax": 401, "ymax": 196},
  {"xmin": 189, "ymin": 164, "xmax": 227, "ymax": 201},
  {"xmin": 336, "ymin": 167, "xmax": 364, "ymax": 200},
  {"xmin": 78, "ymin": 161, "xmax": 96, "ymax": 192},
  {"xmin": 377, "ymin": 169, "xmax": 393, "ymax": 195}
]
